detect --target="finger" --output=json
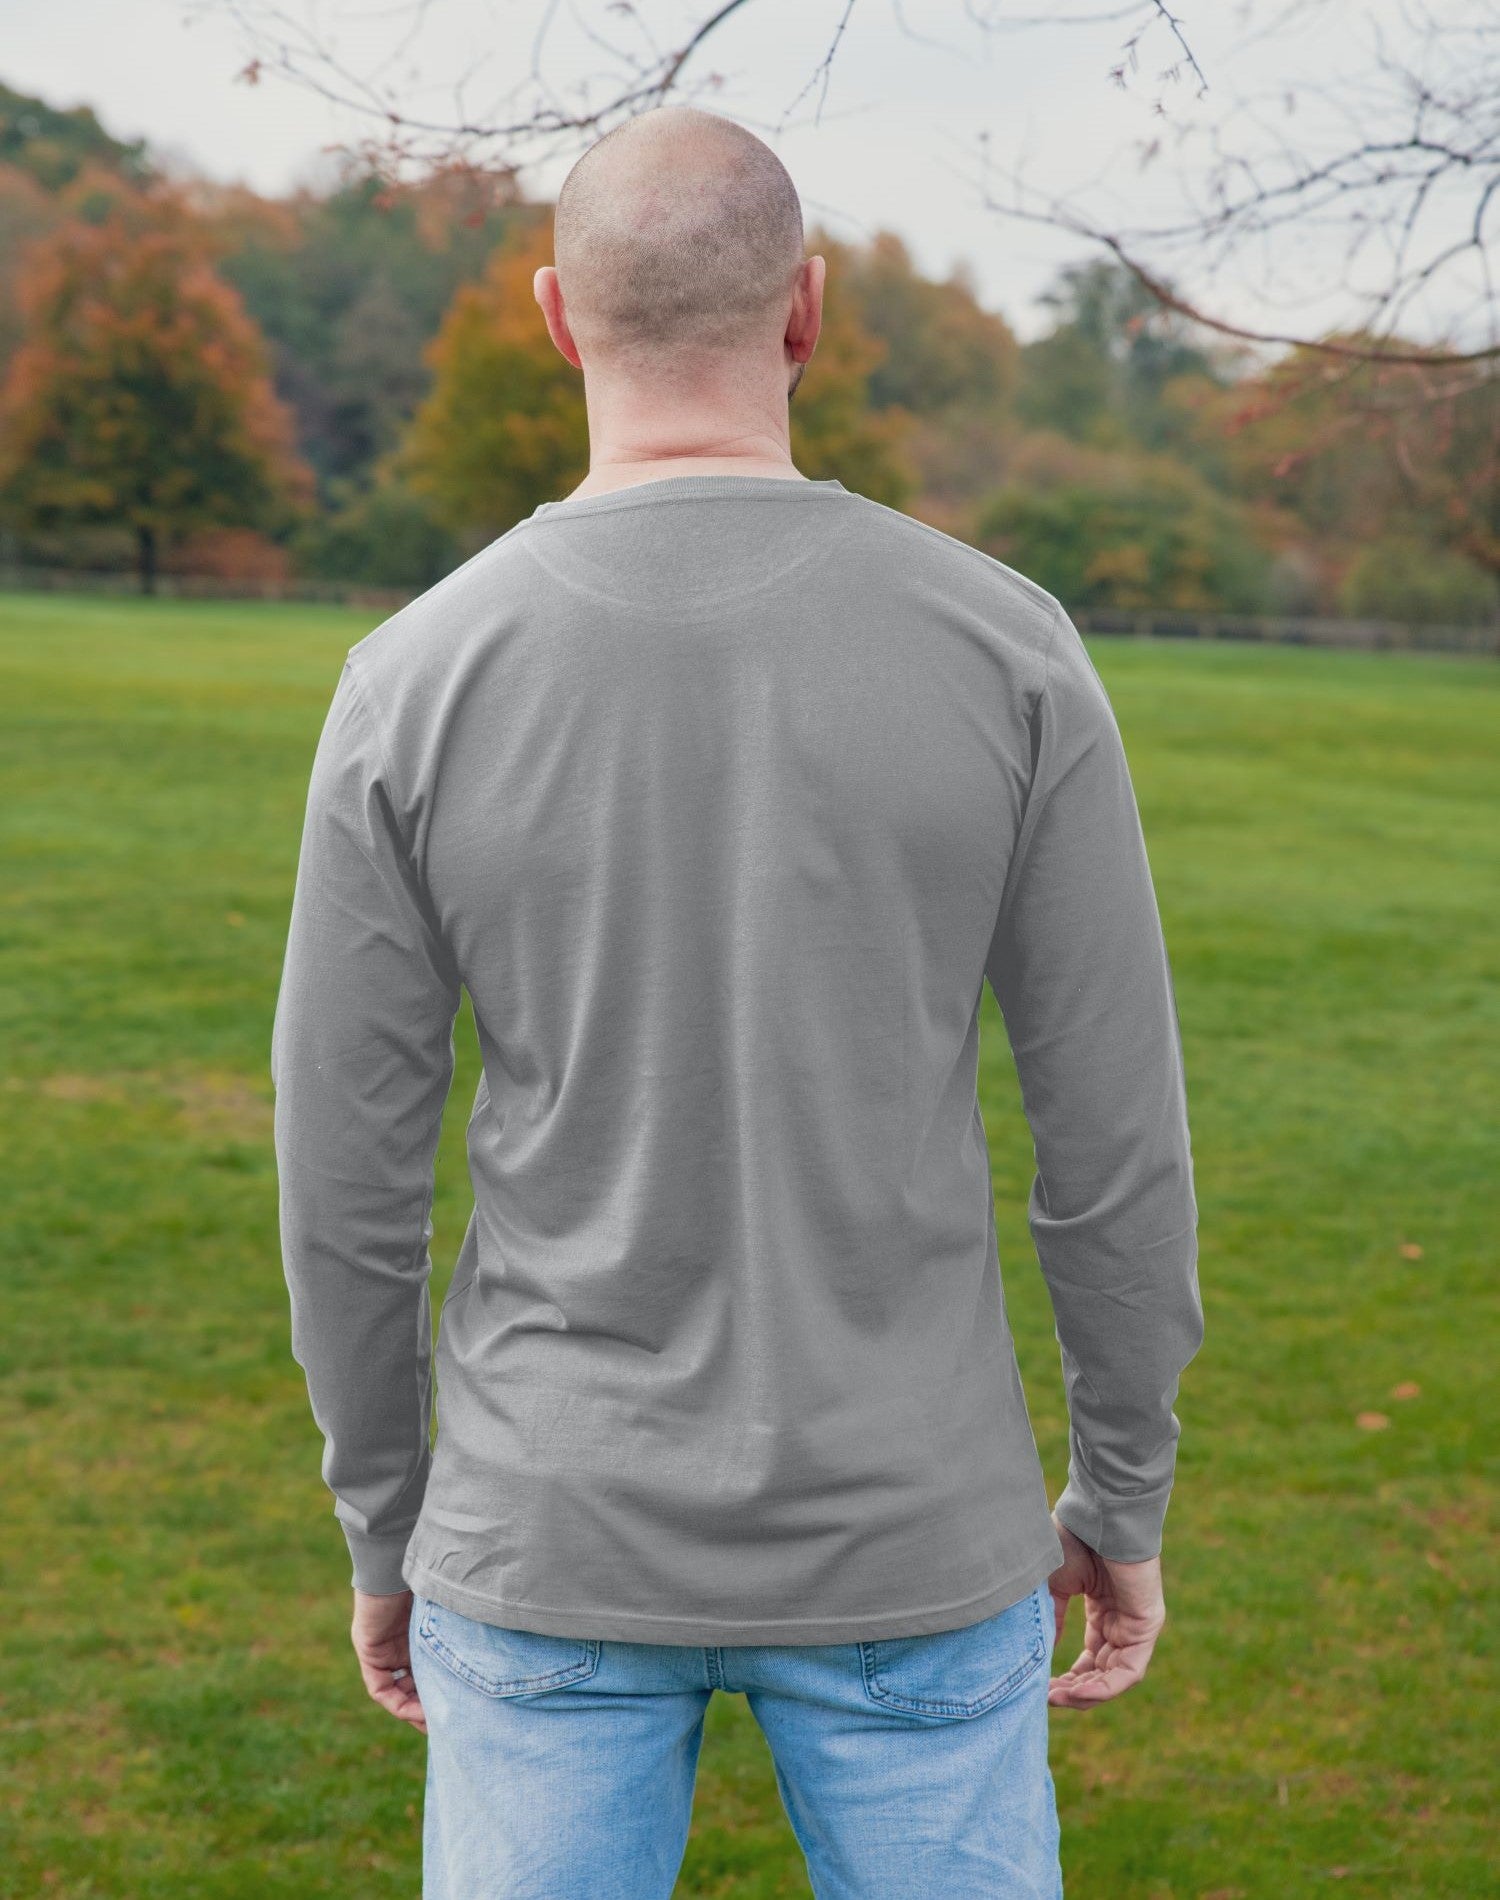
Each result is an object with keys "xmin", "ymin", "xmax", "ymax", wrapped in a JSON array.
[
  {"xmin": 356, "ymin": 1653, "xmax": 408, "ymax": 1697},
  {"xmin": 353, "ymin": 1633, "xmax": 415, "ymax": 1677},
  {"xmin": 355, "ymin": 1650, "xmax": 428, "ymax": 1724},
  {"xmin": 366, "ymin": 1679, "xmax": 429, "ymax": 1732},
  {"xmin": 1047, "ymin": 1654, "xmax": 1148, "ymax": 1708}
]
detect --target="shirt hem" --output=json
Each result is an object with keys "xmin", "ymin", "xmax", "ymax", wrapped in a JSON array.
[{"xmin": 400, "ymin": 1534, "xmax": 1065, "ymax": 1647}]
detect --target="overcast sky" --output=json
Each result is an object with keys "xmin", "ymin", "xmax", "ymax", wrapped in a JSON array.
[{"xmin": 2, "ymin": 0, "xmax": 1480, "ymax": 348}]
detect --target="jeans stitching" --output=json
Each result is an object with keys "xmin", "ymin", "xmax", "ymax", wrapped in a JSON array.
[
  {"xmin": 858, "ymin": 1583, "xmax": 1048, "ymax": 1719},
  {"xmin": 416, "ymin": 1599, "xmax": 601, "ymax": 1698}
]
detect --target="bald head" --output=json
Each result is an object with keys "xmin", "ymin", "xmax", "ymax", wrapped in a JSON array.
[{"xmin": 553, "ymin": 105, "xmax": 806, "ymax": 371}]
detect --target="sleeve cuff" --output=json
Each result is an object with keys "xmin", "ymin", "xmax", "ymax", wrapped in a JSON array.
[
  {"xmin": 343, "ymin": 1523, "xmax": 417, "ymax": 1595},
  {"xmin": 1052, "ymin": 1468, "xmax": 1176, "ymax": 1564}
]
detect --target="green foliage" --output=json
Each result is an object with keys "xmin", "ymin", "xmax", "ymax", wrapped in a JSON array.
[
  {"xmin": 1, "ymin": 597, "xmax": 1493, "ymax": 1896},
  {"xmin": 1015, "ymin": 257, "xmax": 1234, "ymax": 458},
  {"xmin": 211, "ymin": 174, "xmax": 537, "ymax": 493},
  {"xmin": 833, "ymin": 229, "xmax": 1019, "ymax": 421},
  {"xmin": 399, "ymin": 216, "xmax": 590, "ymax": 543},
  {"xmin": 1338, "ymin": 538, "xmax": 1498, "ymax": 627},
  {"xmin": 975, "ymin": 454, "xmax": 1272, "ymax": 611},
  {"xmin": 290, "ymin": 472, "xmax": 464, "ymax": 590},
  {"xmin": 821, "ymin": 228, "xmax": 1018, "ymax": 504},
  {"xmin": 0, "ymin": 81, "xmax": 152, "ymax": 190}
]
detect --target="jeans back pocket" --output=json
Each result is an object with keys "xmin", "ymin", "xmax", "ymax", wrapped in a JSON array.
[
  {"xmin": 858, "ymin": 1581, "xmax": 1050, "ymax": 1721},
  {"xmin": 414, "ymin": 1594, "xmax": 602, "ymax": 1698}
]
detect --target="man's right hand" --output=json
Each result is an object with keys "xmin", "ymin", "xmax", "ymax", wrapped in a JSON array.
[{"xmin": 1046, "ymin": 1513, "xmax": 1168, "ymax": 1710}]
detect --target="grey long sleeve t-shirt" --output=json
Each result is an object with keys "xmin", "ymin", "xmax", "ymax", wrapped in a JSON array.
[{"xmin": 270, "ymin": 471, "xmax": 1204, "ymax": 1645}]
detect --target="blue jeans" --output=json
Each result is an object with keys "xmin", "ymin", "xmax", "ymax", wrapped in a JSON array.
[{"xmin": 408, "ymin": 1577, "xmax": 1063, "ymax": 1898}]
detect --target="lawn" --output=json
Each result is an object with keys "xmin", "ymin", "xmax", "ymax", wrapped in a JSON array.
[{"xmin": 1, "ymin": 590, "xmax": 1494, "ymax": 1898}]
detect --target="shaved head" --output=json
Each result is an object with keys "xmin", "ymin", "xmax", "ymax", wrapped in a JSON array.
[{"xmin": 553, "ymin": 105, "xmax": 806, "ymax": 371}]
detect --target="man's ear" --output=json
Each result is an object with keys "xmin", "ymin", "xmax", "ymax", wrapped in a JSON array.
[
  {"xmin": 787, "ymin": 254, "xmax": 824, "ymax": 367},
  {"xmin": 534, "ymin": 265, "xmax": 583, "ymax": 370}
]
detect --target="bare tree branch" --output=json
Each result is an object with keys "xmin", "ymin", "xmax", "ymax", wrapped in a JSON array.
[
  {"xmin": 965, "ymin": 0, "xmax": 1500, "ymax": 366},
  {"xmin": 192, "ymin": 0, "xmax": 1498, "ymax": 364}
]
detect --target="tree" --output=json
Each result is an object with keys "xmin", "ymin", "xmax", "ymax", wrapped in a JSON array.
[
  {"xmin": 1209, "ymin": 333, "xmax": 1500, "ymax": 585},
  {"xmin": 0, "ymin": 80, "xmax": 151, "ymax": 191},
  {"xmin": 786, "ymin": 227, "xmax": 916, "ymax": 509},
  {"xmin": 0, "ymin": 161, "xmax": 58, "ymax": 369},
  {"xmin": 978, "ymin": 1, "xmax": 1498, "ymax": 372},
  {"xmin": 1016, "ymin": 258, "xmax": 1229, "ymax": 456},
  {"xmin": 291, "ymin": 471, "xmax": 462, "ymax": 591},
  {"xmin": 833, "ymin": 229, "xmax": 1019, "ymax": 510},
  {"xmin": 0, "ymin": 180, "xmax": 313, "ymax": 591},
  {"xmin": 398, "ymin": 212, "xmax": 590, "ymax": 546},
  {"xmin": 835, "ymin": 230, "xmax": 1017, "ymax": 420},
  {"xmin": 974, "ymin": 442, "xmax": 1271, "ymax": 614},
  {"xmin": 1338, "ymin": 538, "xmax": 1496, "ymax": 629},
  {"xmin": 201, "ymin": 161, "xmax": 531, "ymax": 491}
]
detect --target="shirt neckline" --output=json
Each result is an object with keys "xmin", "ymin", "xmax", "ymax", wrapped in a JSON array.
[{"xmin": 530, "ymin": 473, "xmax": 848, "ymax": 520}]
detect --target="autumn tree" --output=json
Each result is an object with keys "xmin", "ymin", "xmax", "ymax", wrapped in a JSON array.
[
  {"xmin": 397, "ymin": 211, "xmax": 588, "ymax": 545},
  {"xmin": 1206, "ymin": 334, "xmax": 1500, "ymax": 594},
  {"xmin": 789, "ymin": 229, "xmax": 921, "ymax": 513},
  {"xmin": 831, "ymin": 228, "xmax": 1018, "ymax": 511},
  {"xmin": 0, "ymin": 161, "xmax": 57, "ymax": 369},
  {"xmin": 0, "ymin": 179, "xmax": 312, "ymax": 591},
  {"xmin": 201, "ymin": 161, "xmax": 530, "ymax": 488},
  {"xmin": 975, "ymin": 435, "xmax": 1269, "ymax": 614}
]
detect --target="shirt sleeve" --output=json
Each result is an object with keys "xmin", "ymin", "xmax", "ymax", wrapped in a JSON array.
[
  {"xmin": 984, "ymin": 601, "xmax": 1204, "ymax": 1563},
  {"xmin": 270, "ymin": 655, "xmax": 463, "ymax": 1594}
]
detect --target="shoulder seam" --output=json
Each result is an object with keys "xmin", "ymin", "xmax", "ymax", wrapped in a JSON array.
[
  {"xmin": 349, "ymin": 517, "xmax": 538, "ymax": 661},
  {"xmin": 341, "ymin": 653, "xmax": 417, "ymax": 856},
  {"xmin": 989, "ymin": 597, "xmax": 1070, "ymax": 936},
  {"xmin": 1039, "ymin": 594, "xmax": 1068, "ymax": 704}
]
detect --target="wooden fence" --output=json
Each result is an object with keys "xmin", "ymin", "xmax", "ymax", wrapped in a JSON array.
[
  {"xmin": 0, "ymin": 565, "xmax": 414, "ymax": 614},
  {"xmin": 1072, "ymin": 606, "xmax": 1499, "ymax": 656}
]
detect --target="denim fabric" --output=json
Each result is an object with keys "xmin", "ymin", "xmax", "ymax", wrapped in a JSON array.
[{"xmin": 409, "ymin": 1578, "xmax": 1063, "ymax": 1898}]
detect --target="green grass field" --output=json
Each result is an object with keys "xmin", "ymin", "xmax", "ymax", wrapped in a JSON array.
[{"xmin": 1, "ymin": 590, "xmax": 1494, "ymax": 1899}]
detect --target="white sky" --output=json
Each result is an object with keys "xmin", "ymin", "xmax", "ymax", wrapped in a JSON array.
[{"xmin": 2, "ymin": 0, "xmax": 1484, "ymax": 347}]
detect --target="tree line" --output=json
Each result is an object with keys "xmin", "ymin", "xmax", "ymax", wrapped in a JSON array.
[{"xmin": 0, "ymin": 79, "xmax": 1494, "ymax": 623}]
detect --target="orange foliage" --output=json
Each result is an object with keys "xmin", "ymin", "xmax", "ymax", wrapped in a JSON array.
[
  {"xmin": 0, "ymin": 179, "xmax": 314, "ymax": 579},
  {"xmin": 166, "ymin": 524, "xmax": 293, "ymax": 581},
  {"xmin": 400, "ymin": 212, "xmax": 589, "ymax": 541}
]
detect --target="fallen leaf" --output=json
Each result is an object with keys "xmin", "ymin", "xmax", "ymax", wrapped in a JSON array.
[{"xmin": 1355, "ymin": 1411, "xmax": 1390, "ymax": 1430}]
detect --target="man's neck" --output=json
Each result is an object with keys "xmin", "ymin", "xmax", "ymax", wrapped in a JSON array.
[
  {"xmin": 563, "ymin": 419, "xmax": 805, "ymax": 502},
  {"xmin": 563, "ymin": 457, "xmax": 807, "ymax": 503}
]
